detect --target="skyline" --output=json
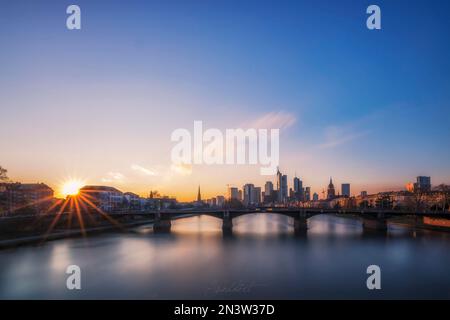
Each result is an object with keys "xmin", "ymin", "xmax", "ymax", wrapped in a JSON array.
[
  {"xmin": 1, "ymin": 0, "xmax": 450, "ymax": 201},
  {"xmin": 0, "ymin": 163, "xmax": 438, "ymax": 202}
]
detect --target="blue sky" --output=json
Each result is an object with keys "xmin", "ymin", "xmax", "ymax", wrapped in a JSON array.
[{"xmin": 1, "ymin": 0, "xmax": 449, "ymax": 199}]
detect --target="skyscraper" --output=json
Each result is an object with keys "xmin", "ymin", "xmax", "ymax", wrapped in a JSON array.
[
  {"xmin": 327, "ymin": 178, "xmax": 336, "ymax": 200},
  {"xmin": 277, "ymin": 167, "xmax": 283, "ymax": 202},
  {"xmin": 227, "ymin": 187, "xmax": 239, "ymax": 200},
  {"xmin": 281, "ymin": 175, "xmax": 288, "ymax": 203},
  {"xmin": 293, "ymin": 177, "xmax": 300, "ymax": 193},
  {"xmin": 312, "ymin": 192, "xmax": 319, "ymax": 201},
  {"xmin": 341, "ymin": 183, "xmax": 350, "ymax": 197},
  {"xmin": 293, "ymin": 176, "xmax": 303, "ymax": 200},
  {"xmin": 265, "ymin": 181, "xmax": 274, "ymax": 197},
  {"xmin": 305, "ymin": 187, "xmax": 311, "ymax": 201},
  {"xmin": 253, "ymin": 187, "xmax": 262, "ymax": 205},
  {"xmin": 243, "ymin": 184, "xmax": 255, "ymax": 206},
  {"xmin": 216, "ymin": 195, "xmax": 225, "ymax": 207}
]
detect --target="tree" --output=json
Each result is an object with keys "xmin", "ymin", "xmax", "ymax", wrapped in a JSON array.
[
  {"xmin": 0, "ymin": 166, "xmax": 8, "ymax": 182},
  {"xmin": 149, "ymin": 190, "xmax": 160, "ymax": 198},
  {"xmin": 434, "ymin": 184, "xmax": 450, "ymax": 212}
]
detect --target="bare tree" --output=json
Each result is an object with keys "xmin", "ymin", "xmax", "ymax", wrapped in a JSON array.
[
  {"xmin": 434, "ymin": 184, "xmax": 450, "ymax": 212},
  {"xmin": 413, "ymin": 188, "xmax": 426, "ymax": 212},
  {"xmin": 0, "ymin": 166, "xmax": 8, "ymax": 182},
  {"xmin": 149, "ymin": 190, "xmax": 161, "ymax": 198}
]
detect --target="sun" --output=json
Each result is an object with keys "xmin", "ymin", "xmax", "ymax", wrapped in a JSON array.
[{"xmin": 61, "ymin": 180, "xmax": 84, "ymax": 197}]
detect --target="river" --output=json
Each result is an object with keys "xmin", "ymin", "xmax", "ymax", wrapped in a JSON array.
[{"xmin": 1, "ymin": 214, "xmax": 450, "ymax": 299}]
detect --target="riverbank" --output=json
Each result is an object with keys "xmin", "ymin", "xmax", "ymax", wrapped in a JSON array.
[
  {"xmin": 0, "ymin": 214, "xmax": 199, "ymax": 249},
  {"xmin": 335, "ymin": 213, "xmax": 450, "ymax": 233},
  {"xmin": 0, "ymin": 219, "xmax": 155, "ymax": 249}
]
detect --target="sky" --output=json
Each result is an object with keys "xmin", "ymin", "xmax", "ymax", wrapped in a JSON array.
[{"xmin": 1, "ymin": 0, "xmax": 450, "ymax": 200}]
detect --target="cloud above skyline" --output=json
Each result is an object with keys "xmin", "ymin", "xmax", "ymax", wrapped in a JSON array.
[
  {"xmin": 131, "ymin": 164, "xmax": 158, "ymax": 176},
  {"xmin": 242, "ymin": 111, "xmax": 297, "ymax": 130}
]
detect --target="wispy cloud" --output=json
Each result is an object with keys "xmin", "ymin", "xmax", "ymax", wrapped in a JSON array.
[
  {"xmin": 170, "ymin": 163, "xmax": 192, "ymax": 176},
  {"xmin": 131, "ymin": 164, "xmax": 158, "ymax": 176},
  {"xmin": 101, "ymin": 171, "xmax": 126, "ymax": 183},
  {"xmin": 318, "ymin": 125, "xmax": 369, "ymax": 149},
  {"xmin": 243, "ymin": 111, "xmax": 297, "ymax": 130}
]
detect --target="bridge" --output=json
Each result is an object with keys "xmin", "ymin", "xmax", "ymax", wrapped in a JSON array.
[
  {"xmin": 145, "ymin": 208, "xmax": 450, "ymax": 234},
  {"xmin": 1, "ymin": 207, "xmax": 448, "ymax": 236}
]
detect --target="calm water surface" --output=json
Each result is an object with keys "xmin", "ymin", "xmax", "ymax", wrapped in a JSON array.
[{"xmin": 1, "ymin": 214, "xmax": 450, "ymax": 299}]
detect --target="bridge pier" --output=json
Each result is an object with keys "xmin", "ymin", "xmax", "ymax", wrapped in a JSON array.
[
  {"xmin": 222, "ymin": 210, "xmax": 233, "ymax": 234},
  {"xmin": 153, "ymin": 212, "xmax": 171, "ymax": 233},
  {"xmin": 153, "ymin": 219, "xmax": 171, "ymax": 233},
  {"xmin": 362, "ymin": 213, "xmax": 387, "ymax": 232},
  {"xmin": 294, "ymin": 213, "xmax": 308, "ymax": 234}
]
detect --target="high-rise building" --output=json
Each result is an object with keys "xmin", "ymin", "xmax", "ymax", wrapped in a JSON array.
[
  {"xmin": 305, "ymin": 187, "xmax": 311, "ymax": 201},
  {"xmin": 243, "ymin": 184, "xmax": 255, "ymax": 206},
  {"xmin": 253, "ymin": 187, "xmax": 262, "ymax": 205},
  {"xmin": 216, "ymin": 195, "xmax": 225, "ymax": 207},
  {"xmin": 277, "ymin": 168, "xmax": 283, "ymax": 202},
  {"xmin": 293, "ymin": 177, "xmax": 300, "ymax": 193},
  {"xmin": 293, "ymin": 176, "xmax": 303, "ymax": 200},
  {"xmin": 341, "ymin": 183, "xmax": 350, "ymax": 197},
  {"xmin": 415, "ymin": 176, "xmax": 431, "ymax": 192},
  {"xmin": 281, "ymin": 175, "xmax": 288, "ymax": 203},
  {"xmin": 327, "ymin": 177, "xmax": 336, "ymax": 200},
  {"xmin": 238, "ymin": 190, "xmax": 243, "ymax": 201},
  {"xmin": 228, "ymin": 187, "xmax": 239, "ymax": 200},
  {"xmin": 312, "ymin": 192, "xmax": 319, "ymax": 201},
  {"xmin": 264, "ymin": 181, "xmax": 274, "ymax": 196},
  {"xmin": 360, "ymin": 191, "xmax": 368, "ymax": 198}
]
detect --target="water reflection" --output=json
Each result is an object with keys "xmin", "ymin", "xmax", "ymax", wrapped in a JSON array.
[{"xmin": 1, "ymin": 214, "xmax": 450, "ymax": 299}]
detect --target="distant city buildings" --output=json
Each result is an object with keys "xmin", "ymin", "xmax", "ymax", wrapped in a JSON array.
[
  {"xmin": 80, "ymin": 185, "xmax": 124, "ymax": 212},
  {"xmin": 0, "ymin": 183, "xmax": 53, "ymax": 214},
  {"xmin": 0, "ymin": 169, "xmax": 447, "ymax": 216},
  {"xmin": 405, "ymin": 176, "xmax": 431, "ymax": 193}
]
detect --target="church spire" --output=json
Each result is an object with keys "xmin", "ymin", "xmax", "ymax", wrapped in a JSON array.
[{"xmin": 197, "ymin": 185, "xmax": 202, "ymax": 202}]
